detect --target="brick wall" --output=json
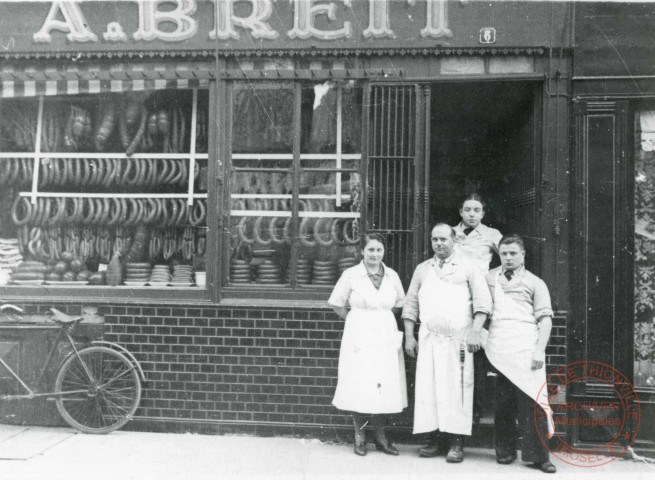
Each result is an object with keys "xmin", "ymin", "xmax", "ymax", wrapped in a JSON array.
[
  {"xmin": 7, "ymin": 303, "xmax": 566, "ymax": 442},
  {"xmin": 546, "ymin": 313, "xmax": 568, "ymax": 434},
  {"xmin": 98, "ymin": 303, "xmax": 418, "ymax": 439}
]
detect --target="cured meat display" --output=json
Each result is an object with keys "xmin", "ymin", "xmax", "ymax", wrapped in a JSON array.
[
  {"xmin": 0, "ymin": 89, "xmax": 208, "ymax": 287},
  {"xmin": 227, "ymin": 81, "xmax": 363, "ymax": 287}
]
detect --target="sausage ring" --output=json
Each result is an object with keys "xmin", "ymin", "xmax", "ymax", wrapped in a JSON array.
[
  {"xmin": 81, "ymin": 197, "xmax": 96, "ymax": 225},
  {"xmin": 126, "ymin": 158, "xmax": 142, "ymax": 187},
  {"xmin": 135, "ymin": 199, "xmax": 146, "ymax": 225},
  {"xmin": 343, "ymin": 219, "xmax": 360, "ymax": 245},
  {"xmin": 106, "ymin": 197, "xmax": 122, "ymax": 226},
  {"xmin": 7, "ymin": 159, "xmax": 18, "ymax": 186},
  {"xmin": 71, "ymin": 197, "xmax": 84, "ymax": 224},
  {"xmin": 91, "ymin": 198, "xmax": 105, "ymax": 225},
  {"xmin": 237, "ymin": 217, "xmax": 255, "ymax": 245},
  {"xmin": 253, "ymin": 216, "xmax": 273, "ymax": 246},
  {"xmin": 189, "ymin": 199, "xmax": 206, "ymax": 227},
  {"xmin": 166, "ymin": 198, "xmax": 178, "ymax": 227},
  {"xmin": 99, "ymin": 197, "xmax": 111, "ymax": 226},
  {"xmin": 163, "ymin": 158, "xmax": 178, "ymax": 184},
  {"xmin": 11, "ymin": 196, "xmax": 32, "ymax": 227},
  {"xmin": 137, "ymin": 158, "xmax": 148, "ymax": 186},
  {"xmin": 269, "ymin": 217, "xmax": 287, "ymax": 245},
  {"xmin": 177, "ymin": 159, "xmax": 187, "ymax": 187},
  {"xmin": 157, "ymin": 158, "xmax": 171, "ymax": 184},
  {"xmin": 313, "ymin": 218, "xmax": 334, "ymax": 247},
  {"xmin": 79, "ymin": 158, "xmax": 91, "ymax": 186},
  {"xmin": 299, "ymin": 217, "xmax": 316, "ymax": 247},
  {"xmin": 39, "ymin": 197, "xmax": 51, "ymax": 227},
  {"xmin": 0, "ymin": 160, "xmax": 9, "ymax": 186},
  {"xmin": 121, "ymin": 158, "xmax": 134, "ymax": 186},
  {"xmin": 142, "ymin": 198, "xmax": 158, "ymax": 224},
  {"xmin": 169, "ymin": 159, "xmax": 183, "ymax": 185},
  {"xmin": 58, "ymin": 158, "xmax": 68, "ymax": 188},
  {"xmin": 47, "ymin": 197, "xmax": 62, "ymax": 226},
  {"xmin": 176, "ymin": 199, "xmax": 188, "ymax": 226}
]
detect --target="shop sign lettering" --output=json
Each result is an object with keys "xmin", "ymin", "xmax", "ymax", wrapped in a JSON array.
[{"xmin": 32, "ymin": 0, "xmax": 456, "ymax": 44}]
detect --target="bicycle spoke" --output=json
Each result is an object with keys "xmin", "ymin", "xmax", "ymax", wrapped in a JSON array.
[
  {"xmin": 55, "ymin": 346, "xmax": 141, "ymax": 434},
  {"xmin": 98, "ymin": 366, "xmax": 134, "ymax": 389}
]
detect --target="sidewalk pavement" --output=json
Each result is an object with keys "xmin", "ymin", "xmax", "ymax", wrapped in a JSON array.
[{"xmin": 0, "ymin": 425, "xmax": 653, "ymax": 480}]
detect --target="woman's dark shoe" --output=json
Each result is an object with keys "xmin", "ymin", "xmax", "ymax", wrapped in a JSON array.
[
  {"xmin": 374, "ymin": 440, "xmax": 399, "ymax": 456},
  {"xmin": 354, "ymin": 440, "xmax": 367, "ymax": 456}
]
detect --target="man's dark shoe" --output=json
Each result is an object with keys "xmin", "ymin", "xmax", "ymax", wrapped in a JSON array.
[
  {"xmin": 496, "ymin": 453, "xmax": 517, "ymax": 465},
  {"xmin": 417, "ymin": 442, "xmax": 445, "ymax": 457},
  {"xmin": 446, "ymin": 437, "xmax": 464, "ymax": 463},
  {"xmin": 374, "ymin": 440, "xmax": 399, "ymax": 456},
  {"xmin": 533, "ymin": 461, "xmax": 557, "ymax": 473}
]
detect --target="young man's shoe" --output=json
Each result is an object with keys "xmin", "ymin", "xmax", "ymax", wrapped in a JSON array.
[{"xmin": 533, "ymin": 461, "xmax": 557, "ymax": 473}]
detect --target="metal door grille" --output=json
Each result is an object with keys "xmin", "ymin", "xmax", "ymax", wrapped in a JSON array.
[{"xmin": 367, "ymin": 85, "xmax": 419, "ymax": 286}]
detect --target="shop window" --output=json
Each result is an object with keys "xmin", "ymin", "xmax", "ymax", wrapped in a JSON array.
[
  {"xmin": 228, "ymin": 81, "xmax": 362, "ymax": 290},
  {"xmin": 635, "ymin": 109, "xmax": 655, "ymax": 389},
  {"xmin": 0, "ymin": 89, "xmax": 208, "ymax": 290}
]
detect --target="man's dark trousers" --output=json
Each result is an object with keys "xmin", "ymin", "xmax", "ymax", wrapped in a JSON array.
[{"xmin": 494, "ymin": 371, "xmax": 550, "ymax": 463}]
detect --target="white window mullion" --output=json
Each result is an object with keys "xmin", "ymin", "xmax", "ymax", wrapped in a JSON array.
[
  {"xmin": 31, "ymin": 96, "xmax": 44, "ymax": 204},
  {"xmin": 336, "ymin": 84, "xmax": 343, "ymax": 207}
]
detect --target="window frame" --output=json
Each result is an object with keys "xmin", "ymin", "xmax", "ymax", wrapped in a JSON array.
[
  {"xmin": 0, "ymin": 85, "xmax": 214, "ymax": 303},
  {"xmin": 220, "ymin": 79, "xmax": 368, "ymax": 300}
]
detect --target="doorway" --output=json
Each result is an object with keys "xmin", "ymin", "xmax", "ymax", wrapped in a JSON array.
[{"xmin": 428, "ymin": 81, "xmax": 541, "ymax": 271}]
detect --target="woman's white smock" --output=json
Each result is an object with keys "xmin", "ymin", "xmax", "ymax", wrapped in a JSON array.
[{"xmin": 328, "ymin": 262, "xmax": 408, "ymax": 414}]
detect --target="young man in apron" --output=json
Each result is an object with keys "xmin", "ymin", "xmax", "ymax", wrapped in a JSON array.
[
  {"xmin": 453, "ymin": 193, "xmax": 502, "ymax": 427},
  {"xmin": 402, "ymin": 223, "xmax": 492, "ymax": 463},
  {"xmin": 484, "ymin": 234, "xmax": 557, "ymax": 473}
]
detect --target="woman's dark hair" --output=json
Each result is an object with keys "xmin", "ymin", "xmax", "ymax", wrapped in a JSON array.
[
  {"xmin": 461, "ymin": 193, "xmax": 486, "ymax": 210},
  {"xmin": 499, "ymin": 234, "xmax": 525, "ymax": 251},
  {"xmin": 361, "ymin": 233, "xmax": 386, "ymax": 250}
]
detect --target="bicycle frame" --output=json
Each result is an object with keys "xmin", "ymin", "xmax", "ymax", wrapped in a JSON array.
[{"xmin": 0, "ymin": 322, "xmax": 103, "ymax": 400}]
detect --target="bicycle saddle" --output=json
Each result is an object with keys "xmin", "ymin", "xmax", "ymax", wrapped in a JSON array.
[{"xmin": 49, "ymin": 308, "xmax": 82, "ymax": 323}]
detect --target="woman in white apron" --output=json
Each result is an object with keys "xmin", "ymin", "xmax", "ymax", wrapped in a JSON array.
[{"xmin": 328, "ymin": 233, "xmax": 407, "ymax": 457}]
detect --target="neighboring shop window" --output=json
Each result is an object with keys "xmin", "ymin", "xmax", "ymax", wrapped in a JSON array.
[
  {"xmin": 0, "ymin": 90, "xmax": 208, "ymax": 288},
  {"xmin": 635, "ymin": 109, "xmax": 655, "ymax": 388},
  {"xmin": 229, "ymin": 81, "xmax": 362, "ymax": 289}
]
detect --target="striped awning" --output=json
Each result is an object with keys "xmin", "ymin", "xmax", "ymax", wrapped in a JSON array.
[{"xmin": 1, "ymin": 61, "xmax": 213, "ymax": 98}]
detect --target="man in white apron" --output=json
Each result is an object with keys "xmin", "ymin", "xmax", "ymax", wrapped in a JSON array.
[
  {"xmin": 484, "ymin": 234, "xmax": 556, "ymax": 474},
  {"xmin": 402, "ymin": 223, "xmax": 492, "ymax": 463}
]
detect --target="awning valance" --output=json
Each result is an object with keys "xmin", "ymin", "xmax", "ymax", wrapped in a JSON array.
[{"xmin": 1, "ymin": 62, "xmax": 212, "ymax": 99}]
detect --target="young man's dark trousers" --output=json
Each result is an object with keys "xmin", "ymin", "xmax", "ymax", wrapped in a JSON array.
[{"xmin": 494, "ymin": 371, "xmax": 550, "ymax": 463}]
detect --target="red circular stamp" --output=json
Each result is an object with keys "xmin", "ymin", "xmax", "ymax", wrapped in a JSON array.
[{"xmin": 535, "ymin": 361, "xmax": 641, "ymax": 467}]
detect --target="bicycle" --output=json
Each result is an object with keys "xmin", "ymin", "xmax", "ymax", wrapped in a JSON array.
[{"xmin": 0, "ymin": 303, "xmax": 145, "ymax": 434}]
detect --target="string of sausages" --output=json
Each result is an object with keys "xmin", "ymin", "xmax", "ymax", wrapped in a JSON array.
[
  {"xmin": 235, "ymin": 198, "xmax": 359, "ymax": 247},
  {"xmin": 15, "ymin": 224, "xmax": 206, "ymax": 264},
  {"xmin": 11, "ymin": 197, "xmax": 206, "ymax": 228}
]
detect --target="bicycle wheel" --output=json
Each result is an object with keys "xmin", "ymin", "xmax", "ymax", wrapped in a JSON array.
[{"xmin": 54, "ymin": 345, "xmax": 141, "ymax": 434}]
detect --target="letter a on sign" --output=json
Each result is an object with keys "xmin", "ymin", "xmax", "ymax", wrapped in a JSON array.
[{"xmin": 33, "ymin": 1, "xmax": 98, "ymax": 43}]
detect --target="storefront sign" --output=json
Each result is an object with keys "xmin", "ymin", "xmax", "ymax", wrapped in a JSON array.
[{"xmin": 0, "ymin": 0, "xmax": 568, "ymax": 55}]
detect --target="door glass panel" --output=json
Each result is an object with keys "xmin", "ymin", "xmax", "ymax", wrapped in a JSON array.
[{"xmin": 635, "ymin": 109, "xmax": 655, "ymax": 389}]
